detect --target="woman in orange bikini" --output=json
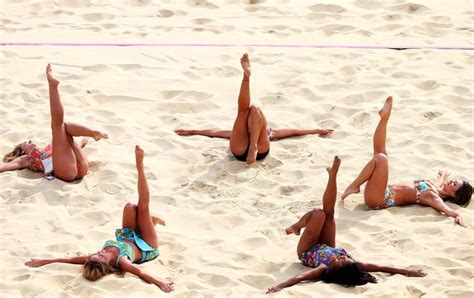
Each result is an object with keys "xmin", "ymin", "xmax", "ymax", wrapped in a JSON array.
[
  {"xmin": 1, "ymin": 65, "xmax": 108, "ymax": 181},
  {"xmin": 175, "ymin": 53, "xmax": 333, "ymax": 166},
  {"xmin": 341, "ymin": 97, "xmax": 471, "ymax": 227}
]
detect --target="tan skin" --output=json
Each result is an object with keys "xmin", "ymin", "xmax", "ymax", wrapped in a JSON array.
[
  {"xmin": 0, "ymin": 65, "xmax": 108, "ymax": 181},
  {"xmin": 341, "ymin": 97, "xmax": 466, "ymax": 227},
  {"xmin": 175, "ymin": 53, "xmax": 333, "ymax": 166},
  {"xmin": 266, "ymin": 156, "xmax": 425, "ymax": 294},
  {"xmin": 25, "ymin": 146, "xmax": 173, "ymax": 293}
]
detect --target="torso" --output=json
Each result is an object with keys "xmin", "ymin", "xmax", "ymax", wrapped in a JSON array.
[
  {"xmin": 27, "ymin": 144, "xmax": 53, "ymax": 173},
  {"xmin": 299, "ymin": 243, "xmax": 350, "ymax": 268},
  {"xmin": 104, "ymin": 239, "xmax": 142, "ymax": 266},
  {"xmin": 390, "ymin": 180, "xmax": 436, "ymax": 205}
]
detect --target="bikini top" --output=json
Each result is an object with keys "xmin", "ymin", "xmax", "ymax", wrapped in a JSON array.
[
  {"xmin": 27, "ymin": 144, "xmax": 53, "ymax": 173},
  {"xmin": 312, "ymin": 244, "xmax": 350, "ymax": 267},
  {"xmin": 103, "ymin": 240, "xmax": 135, "ymax": 268},
  {"xmin": 414, "ymin": 179, "xmax": 434, "ymax": 199}
]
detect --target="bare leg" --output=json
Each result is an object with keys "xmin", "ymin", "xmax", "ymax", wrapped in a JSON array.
[
  {"xmin": 46, "ymin": 64, "xmax": 78, "ymax": 182},
  {"xmin": 246, "ymin": 106, "xmax": 270, "ymax": 165},
  {"xmin": 64, "ymin": 122, "xmax": 108, "ymax": 141},
  {"xmin": 134, "ymin": 145, "xmax": 159, "ymax": 248},
  {"xmin": 230, "ymin": 54, "xmax": 252, "ymax": 157},
  {"xmin": 294, "ymin": 156, "xmax": 340, "ymax": 256},
  {"xmin": 318, "ymin": 156, "xmax": 340, "ymax": 247},
  {"xmin": 68, "ymin": 135, "xmax": 89, "ymax": 179},
  {"xmin": 341, "ymin": 97, "xmax": 393, "ymax": 202},
  {"xmin": 175, "ymin": 129, "xmax": 232, "ymax": 139},
  {"xmin": 271, "ymin": 128, "xmax": 334, "ymax": 140}
]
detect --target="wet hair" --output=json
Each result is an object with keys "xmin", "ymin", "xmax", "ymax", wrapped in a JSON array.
[
  {"xmin": 446, "ymin": 181, "xmax": 472, "ymax": 207},
  {"xmin": 83, "ymin": 259, "xmax": 121, "ymax": 281},
  {"xmin": 322, "ymin": 263, "xmax": 377, "ymax": 287},
  {"xmin": 3, "ymin": 143, "xmax": 23, "ymax": 163}
]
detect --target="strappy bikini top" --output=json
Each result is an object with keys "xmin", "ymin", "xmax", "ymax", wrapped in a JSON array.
[
  {"xmin": 103, "ymin": 240, "xmax": 135, "ymax": 267},
  {"xmin": 414, "ymin": 179, "xmax": 433, "ymax": 199},
  {"xmin": 27, "ymin": 144, "xmax": 53, "ymax": 173}
]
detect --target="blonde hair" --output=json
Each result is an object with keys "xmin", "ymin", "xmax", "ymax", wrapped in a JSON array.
[
  {"xmin": 3, "ymin": 143, "xmax": 23, "ymax": 163},
  {"xmin": 83, "ymin": 260, "xmax": 121, "ymax": 281}
]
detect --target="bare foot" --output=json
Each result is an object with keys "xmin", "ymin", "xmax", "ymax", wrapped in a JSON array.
[
  {"xmin": 326, "ymin": 155, "xmax": 341, "ymax": 176},
  {"xmin": 341, "ymin": 183, "xmax": 360, "ymax": 201},
  {"xmin": 135, "ymin": 145, "xmax": 144, "ymax": 165},
  {"xmin": 246, "ymin": 144, "xmax": 258, "ymax": 166},
  {"xmin": 285, "ymin": 225, "xmax": 301, "ymax": 236},
  {"xmin": 79, "ymin": 138, "xmax": 89, "ymax": 149},
  {"xmin": 93, "ymin": 131, "xmax": 109, "ymax": 141},
  {"xmin": 46, "ymin": 64, "xmax": 59, "ymax": 86},
  {"xmin": 152, "ymin": 216, "xmax": 166, "ymax": 226},
  {"xmin": 240, "ymin": 53, "xmax": 251, "ymax": 78},
  {"xmin": 378, "ymin": 96, "xmax": 393, "ymax": 119}
]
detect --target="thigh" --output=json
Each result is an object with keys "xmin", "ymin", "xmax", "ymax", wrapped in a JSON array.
[
  {"xmin": 69, "ymin": 138, "xmax": 88, "ymax": 178},
  {"xmin": 364, "ymin": 154, "xmax": 389, "ymax": 208},
  {"xmin": 51, "ymin": 125, "xmax": 78, "ymax": 181},
  {"xmin": 229, "ymin": 111, "xmax": 250, "ymax": 155},
  {"xmin": 317, "ymin": 217, "xmax": 336, "ymax": 247},
  {"xmin": 296, "ymin": 209, "xmax": 326, "ymax": 256},
  {"xmin": 122, "ymin": 203, "xmax": 138, "ymax": 230},
  {"xmin": 256, "ymin": 111, "xmax": 270, "ymax": 153},
  {"xmin": 137, "ymin": 205, "xmax": 159, "ymax": 248}
]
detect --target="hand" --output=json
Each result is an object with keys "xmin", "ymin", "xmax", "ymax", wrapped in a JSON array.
[
  {"xmin": 266, "ymin": 285, "xmax": 283, "ymax": 294},
  {"xmin": 437, "ymin": 170, "xmax": 450, "ymax": 179},
  {"xmin": 135, "ymin": 145, "xmax": 144, "ymax": 164},
  {"xmin": 404, "ymin": 269, "xmax": 426, "ymax": 277},
  {"xmin": 455, "ymin": 215, "xmax": 466, "ymax": 227},
  {"xmin": 157, "ymin": 281, "xmax": 174, "ymax": 293},
  {"xmin": 317, "ymin": 129, "xmax": 334, "ymax": 135},
  {"xmin": 25, "ymin": 259, "xmax": 49, "ymax": 267}
]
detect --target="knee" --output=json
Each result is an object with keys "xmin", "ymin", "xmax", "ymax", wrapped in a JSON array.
[
  {"xmin": 310, "ymin": 208, "xmax": 326, "ymax": 222},
  {"xmin": 124, "ymin": 203, "xmax": 137, "ymax": 213},
  {"xmin": 374, "ymin": 153, "xmax": 387, "ymax": 163},
  {"xmin": 249, "ymin": 105, "xmax": 262, "ymax": 116}
]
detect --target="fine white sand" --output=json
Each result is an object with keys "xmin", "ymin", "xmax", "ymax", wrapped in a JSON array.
[{"xmin": 1, "ymin": 1, "xmax": 473, "ymax": 297}]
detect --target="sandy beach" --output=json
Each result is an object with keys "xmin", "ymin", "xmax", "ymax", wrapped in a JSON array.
[{"xmin": 1, "ymin": 1, "xmax": 473, "ymax": 297}]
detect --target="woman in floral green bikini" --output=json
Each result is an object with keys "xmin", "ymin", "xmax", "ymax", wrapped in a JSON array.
[{"xmin": 25, "ymin": 146, "xmax": 174, "ymax": 293}]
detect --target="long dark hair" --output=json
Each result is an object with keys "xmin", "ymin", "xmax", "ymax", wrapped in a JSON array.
[
  {"xmin": 444, "ymin": 181, "xmax": 472, "ymax": 207},
  {"xmin": 322, "ymin": 263, "xmax": 377, "ymax": 286}
]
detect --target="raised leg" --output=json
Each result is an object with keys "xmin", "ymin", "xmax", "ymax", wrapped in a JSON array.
[
  {"xmin": 341, "ymin": 97, "xmax": 393, "ymax": 201},
  {"xmin": 318, "ymin": 156, "xmax": 341, "ymax": 247},
  {"xmin": 46, "ymin": 64, "xmax": 78, "ymax": 181},
  {"xmin": 68, "ymin": 135, "xmax": 89, "ymax": 179},
  {"xmin": 229, "ymin": 54, "xmax": 252, "ymax": 157},
  {"xmin": 270, "ymin": 128, "xmax": 334, "ymax": 140},
  {"xmin": 122, "ymin": 203, "xmax": 166, "ymax": 230},
  {"xmin": 134, "ymin": 145, "xmax": 159, "ymax": 248},
  {"xmin": 292, "ymin": 156, "xmax": 340, "ymax": 256}
]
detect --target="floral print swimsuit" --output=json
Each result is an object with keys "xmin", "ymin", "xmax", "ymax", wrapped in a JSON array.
[{"xmin": 299, "ymin": 243, "xmax": 350, "ymax": 268}]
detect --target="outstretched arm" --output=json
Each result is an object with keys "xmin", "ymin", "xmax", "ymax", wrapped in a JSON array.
[
  {"xmin": 418, "ymin": 195, "xmax": 465, "ymax": 227},
  {"xmin": 266, "ymin": 265, "xmax": 326, "ymax": 294},
  {"xmin": 356, "ymin": 262, "xmax": 425, "ymax": 277},
  {"xmin": 0, "ymin": 156, "xmax": 29, "ymax": 173},
  {"xmin": 175, "ymin": 129, "xmax": 232, "ymax": 139},
  {"xmin": 270, "ymin": 128, "xmax": 333, "ymax": 141},
  {"xmin": 119, "ymin": 258, "xmax": 174, "ymax": 293},
  {"xmin": 25, "ymin": 255, "xmax": 89, "ymax": 267}
]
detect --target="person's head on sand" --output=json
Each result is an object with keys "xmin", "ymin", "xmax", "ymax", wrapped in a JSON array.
[
  {"xmin": 440, "ymin": 180, "xmax": 472, "ymax": 207},
  {"xmin": 322, "ymin": 255, "xmax": 377, "ymax": 286},
  {"xmin": 3, "ymin": 140, "xmax": 35, "ymax": 162},
  {"xmin": 83, "ymin": 252, "xmax": 121, "ymax": 281}
]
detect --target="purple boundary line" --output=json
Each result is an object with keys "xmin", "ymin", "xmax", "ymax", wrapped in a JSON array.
[{"xmin": 1, "ymin": 41, "xmax": 473, "ymax": 50}]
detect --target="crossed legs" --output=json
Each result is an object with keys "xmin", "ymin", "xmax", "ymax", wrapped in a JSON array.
[
  {"xmin": 229, "ymin": 54, "xmax": 270, "ymax": 165},
  {"xmin": 46, "ymin": 65, "xmax": 107, "ymax": 181},
  {"xmin": 341, "ymin": 97, "xmax": 393, "ymax": 208},
  {"xmin": 286, "ymin": 156, "xmax": 341, "ymax": 256}
]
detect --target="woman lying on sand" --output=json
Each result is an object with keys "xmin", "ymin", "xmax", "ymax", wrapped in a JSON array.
[
  {"xmin": 1, "ymin": 65, "xmax": 108, "ymax": 181},
  {"xmin": 267, "ymin": 156, "xmax": 425, "ymax": 293},
  {"xmin": 341, "ymin": 97, "xmax": 471, "ymax": 227},
  {"xmin": 25, "ymin": 146, "xmax": 174, "ymax": 293},
  {"xmin": 175, "ymin": 53, "xmax": 333, "ymax": 166}
]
